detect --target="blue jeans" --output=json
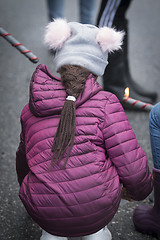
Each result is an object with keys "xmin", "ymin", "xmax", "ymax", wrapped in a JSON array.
[
  {"xmin": 46, "ymin": 0, "xmax": 96, "ymax": 24},
  {"xmin": 149, "ymin": 102, "xmax": 160, "ymax": 169}
]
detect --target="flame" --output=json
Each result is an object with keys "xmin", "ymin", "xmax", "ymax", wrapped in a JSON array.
[{"xmin": 124, "ymin": 87, "xmax": 129, "ymax": 98}]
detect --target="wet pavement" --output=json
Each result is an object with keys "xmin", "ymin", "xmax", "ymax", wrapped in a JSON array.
[{"xmin": 0, "ymin": 0, "xmax": 160, "ymax": 239}]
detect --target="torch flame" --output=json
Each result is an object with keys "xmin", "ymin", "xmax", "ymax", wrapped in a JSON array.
[{"xmin": 124, "ymin": 87, "xmax": 129, "ymax": 98}]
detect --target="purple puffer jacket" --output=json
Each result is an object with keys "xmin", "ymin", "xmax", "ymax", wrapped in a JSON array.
[{"xmin": 16, "ymin": 64, "xmax": 153, "ymax": 237}]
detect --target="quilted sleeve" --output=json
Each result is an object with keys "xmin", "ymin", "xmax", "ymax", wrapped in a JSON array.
[
  {"xmin": 101, "ymin": 94, "xmax": 153, "ymax": 201},
  {"xmin": 16, "ymin": 120, "xmax": 29, "ymax": 186}
]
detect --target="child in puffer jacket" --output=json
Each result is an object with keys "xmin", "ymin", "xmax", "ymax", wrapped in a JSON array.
[{"xmin": 16, "ymin": 19, "xmax": 153, "ymax": 240}]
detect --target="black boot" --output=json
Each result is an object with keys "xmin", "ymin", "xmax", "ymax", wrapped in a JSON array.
[{"xmin": 103, "ymin": 19, "xmax": 158, "ymax": 104}]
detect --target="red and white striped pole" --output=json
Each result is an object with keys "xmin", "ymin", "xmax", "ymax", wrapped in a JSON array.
[
  {"xmin": 0, "ymin": 26, "xmax": 39, "ymax": 63},
  {"xmin": 123, "ymin": 96, "xmax": 153, "ymax": 111},
  {"xmin": 123, "ymin": 87, "xmax": 153, "ymax": 111}
]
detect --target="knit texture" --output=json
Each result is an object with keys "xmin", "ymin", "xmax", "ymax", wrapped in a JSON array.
[{"xmin": 54, "ymin": 22, "xmax": 108, "ymax": 76}]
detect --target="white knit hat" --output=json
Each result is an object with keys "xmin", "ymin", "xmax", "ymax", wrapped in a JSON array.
[{"xmin": 44, "ymin": 19, "xmax": 124, "ymax": 76}]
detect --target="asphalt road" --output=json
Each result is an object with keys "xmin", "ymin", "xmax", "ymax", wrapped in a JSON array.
[{"xmin": 0, "ymin": 0, "xmax": 160, "ymax": 239}]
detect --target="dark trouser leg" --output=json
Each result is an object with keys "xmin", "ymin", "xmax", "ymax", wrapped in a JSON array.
[
  {"xmin": 97, "ymin": 0, "xmax": 157, "ymax": 104},
  {"xmin": 46, "ymin": 0, "xmax": 64, "ymax": 22}
]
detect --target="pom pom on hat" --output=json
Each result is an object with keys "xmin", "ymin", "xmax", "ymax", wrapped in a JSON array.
[
  {"xmin": 96, "ymin": 27, "xmax": 125, "ymax": 53},
  {"xmin": 44, "ymin": 18, "xmax": 71, "ymax": 49},
  {"xmin": 44, "ymin": 18, "xmax": 125, "ymax": 76}
]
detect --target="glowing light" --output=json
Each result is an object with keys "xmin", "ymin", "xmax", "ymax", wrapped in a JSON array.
[{"xmin": 124, "ymin": 87, "xmax": 129, "ymax": 98}]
